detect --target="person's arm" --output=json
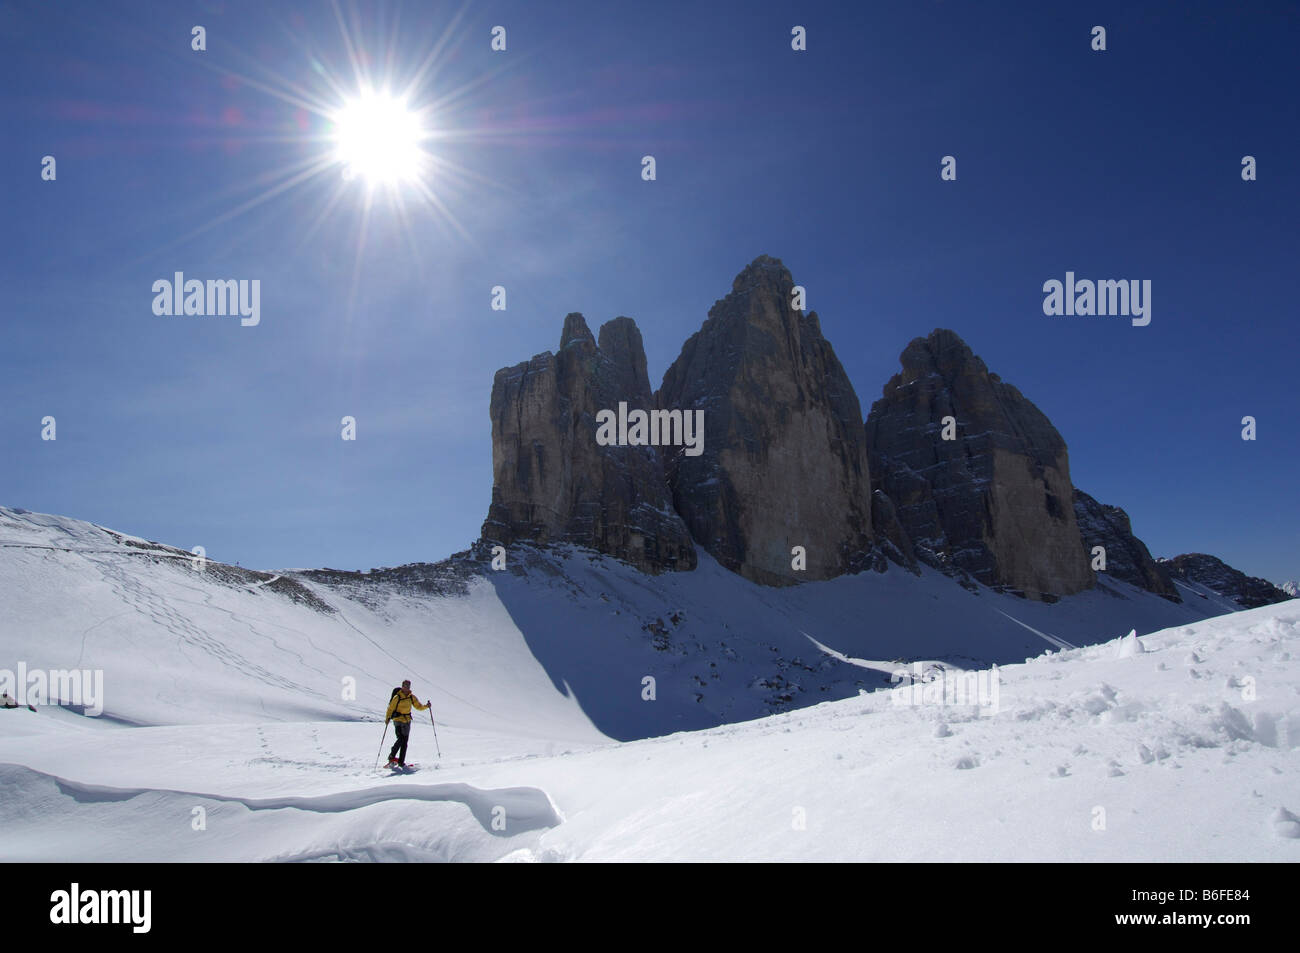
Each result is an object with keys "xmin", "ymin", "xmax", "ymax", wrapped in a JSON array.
[
  {"xmin": 413, "ymin": 695, "xmax": 430, "ymax": 711},
  {"xmin": 385, "ymin": 695, "xmax": 398, "ymax": 723}
]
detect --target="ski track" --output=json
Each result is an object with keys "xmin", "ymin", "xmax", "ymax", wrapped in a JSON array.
[{"xmin": 7, "ymin": 511, "xmax": 346, "ymax": 706}]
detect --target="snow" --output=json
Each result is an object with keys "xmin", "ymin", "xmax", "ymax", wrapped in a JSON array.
[
  {"xmin": 1115, "ymin": 629, "xmax": 1145, "ymax": 657},
  {"xmin": 1172, "ymin": 577, "xmax": 1253, "ymax": 614},
  {"xmin": 1, "ymin": 506, "xmax": 1296, "ymax": 861}
]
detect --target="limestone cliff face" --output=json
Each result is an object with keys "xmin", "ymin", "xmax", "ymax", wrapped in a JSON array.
[
  {"xmin": 871, "ymin": 490, "xmax": 920, "ymax": 574},
  {"xmin": 481, "ymin": 263, "xmax": 1189, "ymax": 599},
  {"xmin": 655, "ymin": 256, "xmax": 876, "ymax": 586},
  {"xmin": 1073, "ymin": 489, "xmax": 1179, "ymax": 600},
  {"xmin": 864, "ymin": 329, "xmax": 1094, "ymax": 600},
  {"xmin": 480, "ymin": 313, "xmax": 696, "ymax": 573}
]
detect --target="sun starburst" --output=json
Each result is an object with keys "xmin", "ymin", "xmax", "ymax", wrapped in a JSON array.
[{"xmin": 331, "ymin": 89, "xmax": 427, "ymax": 187}]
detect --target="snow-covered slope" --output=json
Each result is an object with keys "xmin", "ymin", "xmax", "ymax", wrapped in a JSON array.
[
  {"xmin": 1, "ymin": 506, "xmax": 1295, "ymax": 862},
  {"xmin": 1, "ymin": 599, "xmax": 1296, "ymax": 862},
  {"xmin": 0, "ymin": 507, "xmax": 602, "ymax": 742},
  {"xmin": 1, "ymin": 506, "xmax": 1228, "ymax": 740}
]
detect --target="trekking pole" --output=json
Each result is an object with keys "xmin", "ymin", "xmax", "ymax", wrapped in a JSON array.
[
  {"xmin": 429, "ymin": 708, "xmax": 441, "ymax": 760},
  {"xmin": 374, "ymin": 721, "xmax": 389, "ymax": 769}
]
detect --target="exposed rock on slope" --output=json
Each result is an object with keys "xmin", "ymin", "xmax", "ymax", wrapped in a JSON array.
[
  {"xmin": 480, "ymin": 313, "xmax": 696, "ymax": 573},
  {"xmin": 864, "ymin": 329, "xmax": 1094, "ymax": 601},
  {"xmin": 1072, "ymin": 489, "xmax": 1179, "ymax": 600},
  {"xmin": 871, "ymin": 490, "xmax": 919, "ymax": 574},
  {"xmin": 1159, "ymin": 553, "xmax": 1294, "ymax": 609},
  {"xmin": 656, "ymin": 256, "xmax": 876, "ymax": 586}
]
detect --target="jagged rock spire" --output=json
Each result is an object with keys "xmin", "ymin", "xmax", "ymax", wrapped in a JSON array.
[
  {"xmin": 656, "ymin": 256, "xmax": 876, "ymax": 585},
  {"xmin": 865, "ymin": 328, "xmax": 1094, "ymax": 600}
]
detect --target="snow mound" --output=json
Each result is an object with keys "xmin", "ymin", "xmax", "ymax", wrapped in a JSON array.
[
  {"xmin": 0, "ymin": 763, "xmax": 562, "ymax": 863},
  {"xmin": 1115, "ymin": 629, "xmax": 1146, "ymax": 657}
]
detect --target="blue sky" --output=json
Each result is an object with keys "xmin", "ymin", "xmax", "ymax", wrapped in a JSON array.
[{"xmin": 2, "ymin": 0, "xmax": 1297, "ymax": 584}]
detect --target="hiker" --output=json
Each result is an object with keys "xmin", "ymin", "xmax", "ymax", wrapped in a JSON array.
[{"xmin": 384, "ymin": 680, "xmax": 430, "ymax": 767}]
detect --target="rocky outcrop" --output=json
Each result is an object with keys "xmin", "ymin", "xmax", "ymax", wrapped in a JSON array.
[
  {"xmin": 480, "ymin": 261, "xmax": 1270, "ymax": 608},
  {"xmin": 1159, "ymin": 554, "xmax": 1294, "ymax": 609},
  {"xmin": 871, "ymin": 490, "xmax": 919, "ymax": 574},
  {"xmin": 864, "ymin": 329, "xmax": 1094, "ymax": 601},
  {"xmin": 655, "ymin": 256, "xmax": 876, "ymax": 586},
  {"xmin": 480, "ymin": 313, "xmax": 696, "ymax": 573},
  {"xmin": 1072, "ymin": 489, "xmax": 1179, "ymax": 600}
]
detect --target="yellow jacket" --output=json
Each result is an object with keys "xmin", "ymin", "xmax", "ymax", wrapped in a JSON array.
[{"xmin": 386, "ymin": 689, "xmax": 430, "ymax": 724}]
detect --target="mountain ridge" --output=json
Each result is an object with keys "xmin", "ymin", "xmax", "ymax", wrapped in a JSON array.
[{"xmin": 483, "ymin": 255, "xmax": 1289, "ymax": 610}]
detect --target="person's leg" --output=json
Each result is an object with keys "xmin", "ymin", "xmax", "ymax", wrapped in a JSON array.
[
  {"xmin": 388, "ymin": 721, "xmax": 404, "ymax": 761},
  {"xmin": 395, "ymin": 721, "xmax": 410, "ymax": 764}
]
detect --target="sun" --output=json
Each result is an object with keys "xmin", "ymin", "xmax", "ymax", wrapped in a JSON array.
[
  {"xmin": 167, "ymin": 10, "xmax": 489, "ymax": 280},
  {"xmin": 331, "ymin": 90, "xmax": 426, "ymax": 186}
]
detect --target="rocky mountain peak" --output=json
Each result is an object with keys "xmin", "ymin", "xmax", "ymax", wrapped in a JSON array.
[
  {"xmin": 560, "ymin": 311, "xmax": 596, "ymax": 351},
  {"xmin": 728, "ymin": 254, "xmax": 794, "ymax": 294},
  {"xmin": 480, "ymin": 311, "xmax": 695, "ymax": 574},
  {"xmin": 657, "ymin": 258, "xmax": 876, "ymax": 586},
  {"xmin": 596, "ymin": 316, "xmax": 651, "ymax": 400},
  {"xmin": 866, "ymin": 328, "xmax": 1093, "ymax": 600},
  {"xmin": 897, "ymin": 327, "xmax": 980, "ymax": 373}
]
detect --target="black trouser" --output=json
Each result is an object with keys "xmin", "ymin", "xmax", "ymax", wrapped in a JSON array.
[{"xmin": 389, "ymin": 720, "xmax": 411, "ymax": 763}]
